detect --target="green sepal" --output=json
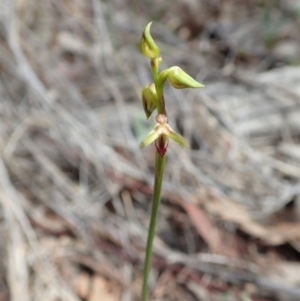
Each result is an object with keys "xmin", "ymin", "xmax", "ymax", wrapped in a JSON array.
[{"xmin": 140, "ymin": 22, "xmax": 160, "ymax": 59}]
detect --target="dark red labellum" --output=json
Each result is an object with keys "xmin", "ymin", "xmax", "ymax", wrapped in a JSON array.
[{"xmin": 155, "ymin": 135, "xmax": 168, "ymax": 157}]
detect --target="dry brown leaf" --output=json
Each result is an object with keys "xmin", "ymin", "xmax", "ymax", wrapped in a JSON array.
[
  {"xmin": 265, "ymin": 261, "xmax": 300, "ymax": 286},
  {"xmin": 186, "ymin": 280, "xmax": 212, "ymax": 301},
  {"xmin": 203, "ymin": 197, "xmax": 300, "ymax": 245},
  {"xmin": 152, "ymin": 269, "xmax": 173, "ymax": 299},
  {"xmin": 290, "ymin": 237, "xmax": 300, "ymax": 253},
  {"xmin": 76, "ymin": 272, "xmax": 91, "ymax": 300},
  {"xmin": 181, "ymin": 202, "xmax": 225, "ymax": 254},
  {"xmin": 88, "ymin": 275, "xmax": 120, "ymax": 301}
]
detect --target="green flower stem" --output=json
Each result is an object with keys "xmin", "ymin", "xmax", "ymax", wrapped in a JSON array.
[
  {"xmin": 151, "ymin": 58, "xmax": 166, "ymax": 115},
  {"xmin": 139, "ymin": 22, "xmax": 203, "ymax": 301},
  {"xmin": 155, "ymin": 84, "xmax": 165, "ymax": 115},
  {"xmin": 141, "ymin": 152, "xmax": 166, "ymax": 301}
]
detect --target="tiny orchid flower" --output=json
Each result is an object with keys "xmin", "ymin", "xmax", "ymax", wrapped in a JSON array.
[{"xmin": 139, "ymin": 114, "xmax": 189, "ymax": 157}]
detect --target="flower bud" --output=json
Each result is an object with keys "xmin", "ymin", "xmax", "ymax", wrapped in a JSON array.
[
  {"xmin": 141, "ymin": 83, "xmax": 157, "ymax": 119},
  {"xmin": 140, "ymin": 22, "xmax": 160, "ymax": 59},
  {"xmin": 167, "ymin": 66, "xmax": 205, "ymax": 89}
]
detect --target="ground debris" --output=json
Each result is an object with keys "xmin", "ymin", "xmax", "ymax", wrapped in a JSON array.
[{"xmin": 0, "ymin": 0, "xmax": 300, "ymax": 300}]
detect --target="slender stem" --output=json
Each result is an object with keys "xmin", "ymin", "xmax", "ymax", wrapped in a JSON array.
[
  {"xmin": 151, "ymin": 58, "xmax": 166, "ymax": 115},
  {"xmin": 141, "ymin": 56, "xmax": 167, "ymax": 301},
  {"xmin": 155, "ymin": 84, "xmax": 166, "ymax": 115},
  {"xmin": 141, "ymin": 152, "xmax": 166, "ymax": 301}
]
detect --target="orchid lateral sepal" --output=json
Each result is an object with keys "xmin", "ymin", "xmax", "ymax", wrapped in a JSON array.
[{"xmin": 140, "ymin": 22, "xmax": 160, "ymax": 59}]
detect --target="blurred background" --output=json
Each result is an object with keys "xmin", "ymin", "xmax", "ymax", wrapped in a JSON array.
[{"xmin": 0, "ymin": 0, "xmax": 300, "ymax": 300}]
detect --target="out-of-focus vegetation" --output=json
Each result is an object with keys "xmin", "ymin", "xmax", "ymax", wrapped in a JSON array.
[{"xmin": 0, "ymin": 1, "xmax": 300, "ymax": 300}]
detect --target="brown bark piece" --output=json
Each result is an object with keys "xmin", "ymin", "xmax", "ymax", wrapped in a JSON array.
[
  {"xmin": 182, "ymin": 202, "xmax": 226, "ymax": 254},
  {"xmin": 76, "ymin": 272, "xmax": 91, "ymax": 300},
  {"xmin": 88, "ymin": 275, "xmax": 119, "ymax": 301}
]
